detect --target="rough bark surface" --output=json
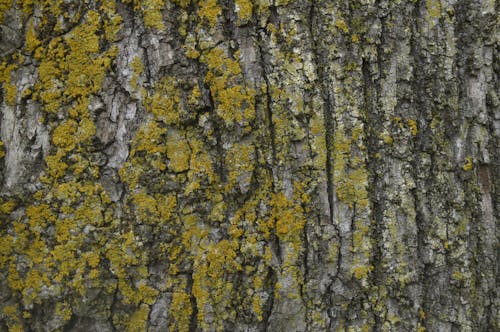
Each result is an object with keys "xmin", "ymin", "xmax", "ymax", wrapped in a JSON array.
[{"xmin": 0, "ymin": 0, "xmax": 498, "ymax": 331}]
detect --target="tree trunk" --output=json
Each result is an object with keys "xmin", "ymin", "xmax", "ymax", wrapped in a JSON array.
[{"xmin": 0, "ymin": 0, "xmax": 498, "ymax": 331}]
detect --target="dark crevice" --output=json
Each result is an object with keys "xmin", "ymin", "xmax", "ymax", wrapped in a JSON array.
[
  {"xmin": 308, "ymin": 0, "xmax": 336, "ymax": 232},
  {"xmin": 410, "ymin": 0, "xmax": 432, "ymax": 329},
  {"xmin": 308, "ymin": 0, "xmax": 343, "ymax": 289},
  {"xmin": 255, "ymin": 17, "xmax": 281, "ymax": 329},
  {"xmin": 256, "ymin": 35, "xmax": 277, "ymax": 172},
  {"xmin": 362, "ymin": 52, "xmax": 384, "ymax": 330},
  {"xmin": 258, "ymin": 69, "xmax": 282, "ymax": 267},
  {"xmin": 187, "ymin": 273, "xmax": 198, "ymax": 332}
]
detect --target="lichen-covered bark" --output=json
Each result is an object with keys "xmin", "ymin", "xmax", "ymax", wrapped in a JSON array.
[{"xmin": 0, "ymin": 0, "xmax": 498, "ymax": 331}]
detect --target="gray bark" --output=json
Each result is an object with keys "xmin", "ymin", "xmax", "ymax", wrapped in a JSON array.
[{"xmin": 0, "ymin": 0, "xmax": 498, "ymax": 331}]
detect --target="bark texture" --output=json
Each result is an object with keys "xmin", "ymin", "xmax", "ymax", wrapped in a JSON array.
[{"xmin": 0, "ymin": 0, "xmax": 498, "ymax": 331}]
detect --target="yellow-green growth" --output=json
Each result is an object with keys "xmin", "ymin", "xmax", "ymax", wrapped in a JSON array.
[
  {"xmin": 235, "ymin": 0, "xmax": 252, "ymax": 22},
  {"xmin": 462, "ymin": 156, "xmax": 473, "ymax": 171},
  {"xmin": 167, "ymin": 131, "xmax": 191, "ymax": 173},
  {"xmin": 252, "ymin": 293, "xmax": 263, "ymax": 321},
  {"xmin": 272, "ymin": 191, "xmax": 306, "ymax": 244},
  {"xmin": 0, "ymin": 0, "xmax": 11, "ymax": 22},
  {"xmin": 0, "ymin": 60, "xmax": 17, "ymax": 105},
  {"xmin": 146, "ymin": 77, "xmax": 181, "ymax": 125},
  {"xmin": 130, "ymin": 121, "xmax": 167, "ymax": 157},
  {"xmin": 333, "ymin": 128, "xmax": 369, "ymax": 208},
  {"xmin": 172, "ymin": 0, "xmax": 191, "ymax": 8},
  {"xmin": 202, "ymin": 47, "xmax": 255, "ymax": 128},
  {"xmin": 101, "ymin": 0, "xmax": 123, "ymax": 41},
  {"xmin": 130, "ymin": 56, "xmax": 144, "ymax": 90},
  {"xmin": 55, "ymin": 302, "xmax": 72, "ymax": 322},
  {"xmin": 426, "ymin": 0, "xmax": 442, "ymax": 18},
  {"xmin": 4, "ymin": 83, "xmax": 16, "ymax": 104},
  {"xmin": 335, "ymin": 19, "xmax": 349, "ymax": 34},
  {"xmin": 407, "ymin": 119, "xmax": 418, "ymax": 136},
  {"xmin": 225, "ymin": 142, "xmax": 254, "ymax": 190},
  {"xmin": 170, "ymin": 290, "xmax": 193, "ymax": 331},
  {"xmin": 25, "ymin": 18, "xmax": 41, "ymax": 53},
  {"xmin": 142, "ymin": 0, "xmax": 165, "ymax": 30},
  {"xmin": 2, "ymin": 304, "xmax": 23, "ymax": 332},
  {"xmin": 127, "ymin": 304, "xmax": 150, "ymax": 332},
  {"xmin": 198, "ymin": 0, "xmax": 221, "ymax": 28},
  {"xmin": 352, "ymin": 264, "xmax": 374, "ymax": 280},
  {"xmin": 2, "ymin": 4, "xmax": 123, "ymax": 317},
  {"xmin": 192, "ymin": 239, "xmax": 241, "ymax": 330}
]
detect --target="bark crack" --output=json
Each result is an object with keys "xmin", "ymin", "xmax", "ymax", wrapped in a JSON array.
[{"xmin": 308, "ymin": 0, "xmax": 342, "ymax": 285}]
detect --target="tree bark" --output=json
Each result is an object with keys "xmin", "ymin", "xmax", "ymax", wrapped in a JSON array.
[{"xmin": 0, "ymin": 0, "xmax": 498, "ymax": 331}]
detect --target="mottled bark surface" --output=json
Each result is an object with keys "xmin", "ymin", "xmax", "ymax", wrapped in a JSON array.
[{"xmin": 0, "ymin": 0, "xmax": 498, "ymax": 331}]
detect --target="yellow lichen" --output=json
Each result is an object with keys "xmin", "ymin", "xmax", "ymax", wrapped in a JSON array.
[
  {"xmin": 335, "ymin": 19, "xmax": 349, "ymax": 34},
  {"xmin": 202, "ymin": 47, "xmax": 255, "ymax": 128},
  {"xmin": 167, "ymin": 131, "xmax": 191, "ymax": 173},
  {"xmin": 4, "ymin": 83, "xmax": 16, "ymax": 105},
  {"xmin": 225, "ymin": 143, "xmax": 254, "ymax": 190},
  {"xmin": 0, "ymin": 0, "xmax": 12, "ymax": 22},
  {"xmin": 130, "ymin": 56, "xmax": 144, "ymax": 90},
  {"xmin": 131, "ymin": 121, "xmax": 167, "ymax": 157},
  {"xmin": 235, "ymin": 0, "xmax": 252, "ymax": 22},
  {"xmin": 419, "ymin": 308, "xmax": 426, "ymax": 320},
  {"xmin": 407, "ymin": 119, "xmax": 418, "ymax": 136},
  {"xmin": 55, "ymin": 302, "xmax": 72, "ymax": 322},
  {"xmin": 146, "ymin": 77, "xmax": 181, "ymax": 125},
  {"xmin": 0, "ymin": 140, "xmax": 5, "ymax": 158},
  {"xmin": 426, "ymin": 0, "xmax": 442, "ymax": 18},
  {"xmin": 0, "ymin": 60, "xmax": 17, "ymax": 106},
  {"xmin": 198, "ymin": 0, "xmax": 221, "ymax": 28},
  {"xmin": 186, "ymin": 45, "xmax": 200, "ymax": 59},
  {"xmin": 127, "ymin": 304, "xmax": 150, "ymax": 332},
  {"xmin": 192, "ymin": 238, "xmax": 241, "ymax": 330},
  {"xmin": 352, "ymin": 264, "xmax": 373, "ymax": 280},
  {"xmin": 462, "ymin": 156, "xmax": 473, "ymax": 171},
  {"xmin": 25, "ymin": 19, "xmax": 41, "ymax": 53},
  {"xmin": 451, "ymin": 270, "xmax": 464, "ymax": 281},
  {"xmin": 272, "ymin": 192, "xmax": 306, "ymax": 243},
  {"xmin": 142, "ymin": 0, "xmax": 165, "ymax": 30},
  {"xmin": 333, "ymin": 128, "xmax": 369, "ymax": 208},
  {"xmin": 170, "ymin": 290, "xmax": 192, "ymax": 331},
  {"xmin": 252, "ymin": 294, "xmax": 263, "ymax": 321}
]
